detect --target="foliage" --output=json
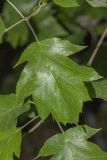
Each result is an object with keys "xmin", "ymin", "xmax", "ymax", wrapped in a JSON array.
[
  {"xmin": 0, "ymin": 0, "xmax": 107, "ymax": 159},
  {"xmin": 39, "ymin": 125, "xmax": 107, "ymax": 160},
  {"xmin": 0, "ymin": 127, "xmax": 21, "ymax": 160},
  {"xmin": 16, "ymin": 38, "xmax": 100, "ymax": 124}
]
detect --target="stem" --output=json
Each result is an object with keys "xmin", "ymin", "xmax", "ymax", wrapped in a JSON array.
[
  {"xmin": 87, "ymin": 25, "xmax": 107, "ymax": 66},
  {"xmin": 26, "ymin": 21, "xmax": 39, "ymax": 42},
  {"xmin": 28, "ymin": 119, "xmax": 44, "ymax": 133},
  {"xmin": 20, "ymin": 115, "xmax": 39, "ymax": 130},
  {"xmin": 6, "ymin": 0, "xmax": 24, "ymax": 18},
  {"xmin": 6, "ymin": 0, "xmax": 45, "ymax": 41},
  {"xmin": 32, "ymin": 155, "xmax": 40, "ymax": 160},
  {"xmin": 5, "ymin": 19, "xmax": 25, "ymax": 33},
  {"xmin": 13, "ymin": 116, "xmax": 40, "ymax": 140},
  {"xmin": 57, "ymin": 122, "xmax": 64, "ymax": 134},
  {"xmin": 28, "ymin": 3, "xmax": 45, "ymax": 20}
]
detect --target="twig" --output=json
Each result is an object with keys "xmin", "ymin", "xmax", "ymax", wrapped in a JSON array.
[
  {"xmin": 26, "ymin": 21, "xmax": 39, "ymax": 42},
  {"xmin": 28, "ymin": 119, "xmax": 44, "ymax": 133},
  {"xmin": 32, "ymin": 155, "xmax": 40, "ymax": 160},
  {"xmin": 87, "ymin": 25, "xmax": 107, "ymax": 66},
  {"xmin": 20, "ymin": 115, "xmax": 39, "ymax": 130},
  {"xmin": 57, "ymin": 122, "xmax": 64, "ymax": 134},
  {"xmin": 6, "ymin": 0, "xmax": 45, "ymax": 41},
  {"xmin": 6, "ymin": 0, "xmax": 24, "ymax": 18},
  {"xmin": 5, "ymin": 19, "xmax": 25, "ymax": 33},
  {"xmin": 27, "ymin": 3, "xmax": 45, "ymax": 20}
]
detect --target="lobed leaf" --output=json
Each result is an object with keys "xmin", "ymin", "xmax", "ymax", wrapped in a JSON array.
[
  {"xmin": 39, "ymin": 125, "xmax": 107, "ymax": 160},
  {"xmin": 16, "ymin": 38, "xmax": 100, "ymax": 124}
]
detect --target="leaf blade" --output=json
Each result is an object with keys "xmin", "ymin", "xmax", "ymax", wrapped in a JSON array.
[
  {"xmin": 16, "ymin": 38, "xmax": 100, "ymax": 124},
  {"xmin": 0, "ymin": 94, "xmax": 30, "ymax": 130},
  {"xmin": 0, "ymin": 127, "xmax": 22, "ymax": 160},
  {"xmin": 39, "ymin": 125, "xmax": 107, "ymax": 160}
]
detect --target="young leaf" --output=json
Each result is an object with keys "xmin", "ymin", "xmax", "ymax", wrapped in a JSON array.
[
  {"xmin": 0, "ymin": 94, "xmax": 30, "ymax": 130},
  {"xmin": 86, "ymin": 0, "xmax": 107, "ymax": 7},
  {"xmin": 0, "ymin": 17, "xmax": 5, "ymax": 43},
  {"xmin": 0, "ymin": 127, "xmax": 22, "ymax": 160},
  {"xmin": 39, "ymin": 125, "xmax": 107, "ymax": 160},
  {"xmin": 53, "ymin": 0, "xmax": 79, "ymax": 8},
  {"xmin": 16, "ymin": 38, "xmax": 100, "ymax": 124}
]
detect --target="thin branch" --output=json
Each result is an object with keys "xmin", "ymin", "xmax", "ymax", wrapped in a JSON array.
[
  {"xmin": 26, "ymin": 21, "xmax": 39, "ymax": 42},
  {"xmin": 28, "ymin": 119, "xmax": 44, "ymax": 133},
  {"xmin": 87, "ymin": 25, "xmax": 107, "ymax": 66},
  {"xmin": 6, "ymin": 0, "xmax": 45, "ymax": 41},
  {"xmin": 57, "ymin": 122, "xmax": 64, "ymax": 134},
  {"xmin": 32, "ymin": 155, "xmax": 40, "ymax": 160},
  {"xmin": 6, "ymin": 0, "xmax": 24, "ymax": 18},
  {"xmin": 5, "ymin": 19, "xmax": 25, "ymax": 33},
  {"xmin": 27, "ymin": 3, "xmax": 45, "ymax": 20},
  {"xmin": 20, "ymin": 115, "xmax": 39, "ymax": 130}
]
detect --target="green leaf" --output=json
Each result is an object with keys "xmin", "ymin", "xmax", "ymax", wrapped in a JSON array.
[
  {"xmin": 0, "ymin": 94, "xmax": 30, "ymax": 130},
  {"xmin": 16, "ymin": 38, "xmax": 100, "ymax": 124},
  {"xmin": 0, "ymin": 17, "xmax": 5, "ymax": 43},
  {"xmin": 88, "ymin": 79, "xmax": 107, "ymax": 101},
  {"xmin": 0, "ymin": 127, "xmax": 22, "ymax": 160},
  {"xmin": 39, "ymin": 125, "xmax": 107, "ymax": 160},
  {"xmin": 86, "ymin": 0, "xmax": 107, "ymax": 7},
  {"xmin": 53, "ymin": 0, "xmax": 79, "ymax": 8}
]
